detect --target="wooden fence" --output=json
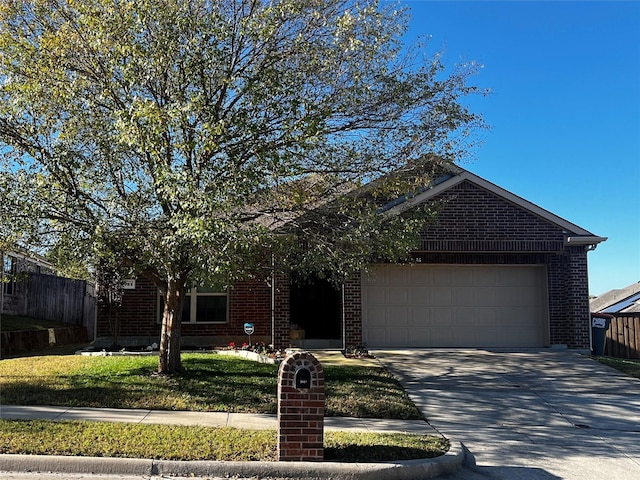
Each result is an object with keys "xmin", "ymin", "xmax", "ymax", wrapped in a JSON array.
[
  {"xmin": 605, "ymin": 314, "xmax": 640, "ymax": 359},
  {"xmin": 14, "ymin": 273, "xmax": 96, "ymax": 340}
]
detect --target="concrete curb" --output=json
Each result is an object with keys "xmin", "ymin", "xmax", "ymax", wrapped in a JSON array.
[{"xmin": 0, "ymin": 441, "xmax": 465, "ymax": 479}]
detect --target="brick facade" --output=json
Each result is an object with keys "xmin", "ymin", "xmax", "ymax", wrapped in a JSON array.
[
  {"xmin": 343, "ymin": 273, "xmax": 362, "ymax": 348},
  {"xmin": 410, "ymin": 180, "xmax": 592, "ymax": 349},
  {"xmin": 96, "ymin": 276, "xmax": 272, "ymax": 348},
  {"xmin": 96, "ymin": 176, "xmax": 597, "ymax": 351}
]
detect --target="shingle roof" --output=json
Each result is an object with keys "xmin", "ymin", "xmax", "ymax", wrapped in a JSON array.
[{"xmin": 590, "ymin": 282, "xmax": 640, "ymax": 314}]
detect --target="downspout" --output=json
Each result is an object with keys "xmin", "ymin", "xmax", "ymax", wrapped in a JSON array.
[
  {"xmin": 271, "ymin": 254, "xmax": 275, "ymax": 348},
  {"xmin": 0, "ymin": 250, "xmax": 4, "ymax": 321},
  {"xmin": 341, "ymin": 283, "xmax": 346, "ymax": 351}
]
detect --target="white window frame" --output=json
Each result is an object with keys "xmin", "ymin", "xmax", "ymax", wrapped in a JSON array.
[
  {"xmin": 2, "ymin": 254, "xmax": 16, "ymax": 296},
  {"xmin": 182, "ymin": 287, "xmax": 228, "ymax": 324}
]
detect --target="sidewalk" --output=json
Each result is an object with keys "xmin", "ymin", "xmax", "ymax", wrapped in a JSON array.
[
  {"xmin": 0, "ymin": 405, "xmax": 465, "ymax": 479},
  {"xmin": 0, "ymin": 404, "xmax": 433, "ymax": 434}
]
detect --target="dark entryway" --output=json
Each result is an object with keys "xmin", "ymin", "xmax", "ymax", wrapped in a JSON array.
[{"xmin": 290, "ymin": 278, "xmax": 341, "ymax": 347}]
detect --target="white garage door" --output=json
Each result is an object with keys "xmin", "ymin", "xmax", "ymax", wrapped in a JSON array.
[{"xmin": 361, "ymin": 265, "xmax": 549, "ymax": 348}]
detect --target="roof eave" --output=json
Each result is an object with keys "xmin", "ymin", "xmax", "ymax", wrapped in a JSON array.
[{"xmin": 564, "ymin": 235, "xmax": 608, "ymax": 249}]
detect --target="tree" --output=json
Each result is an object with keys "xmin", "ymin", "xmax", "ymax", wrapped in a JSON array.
[{"xmin": 0, "ymin": 0, "xmax": 485, "ymax": 373}]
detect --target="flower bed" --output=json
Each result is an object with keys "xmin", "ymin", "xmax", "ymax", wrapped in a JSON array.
[{"xmin": 217, "ymin": 342, "xmax": 284, "ymax": 364}]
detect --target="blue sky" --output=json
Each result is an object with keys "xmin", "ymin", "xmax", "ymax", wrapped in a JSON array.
[{"xmin": 399, "ymin": 0, "xmax": 640, "ymax": 296}]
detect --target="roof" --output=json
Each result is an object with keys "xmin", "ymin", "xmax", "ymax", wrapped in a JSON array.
[
  {"xmin": 590, "ymin": 282, "xmax": 640, "ymax": 314},
  {"xmin": 383, "ymin": 166, "xmax": 607, "ymax": 248},
  {"xmin": 1, "ymin": 247, "xmax": 53, "ymax": 270}
]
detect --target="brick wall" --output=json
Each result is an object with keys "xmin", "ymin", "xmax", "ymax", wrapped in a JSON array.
[
  {"xmin": 273, "ymin": 272, "xmax": 290, "ymax": 350},
  {"xmin": 344, "ymin": 273, "xmax": 362, "ymax": 348},
  {"xmin": 420, "ymin": 181, "xmax": 566, "ymax": 250},
  {"xmin": 97, "ymin": 276, "xmax": 158, "ymax": 340},
  {"xmin": 96, "ymin": 275, "xmax": 273, "ymax": 347}
]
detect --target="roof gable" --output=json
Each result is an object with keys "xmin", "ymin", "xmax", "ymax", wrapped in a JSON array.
[{"xmin": 385, "ymin": 168, "xmax": 606, "ymax": 246}]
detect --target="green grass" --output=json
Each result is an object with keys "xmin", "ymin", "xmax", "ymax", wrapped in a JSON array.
[
  {"xmin": 0, "ymin": 419, "xmax": 447, "ymax": 462},
  {"xmin": 0, "ymin": 315, "xmax": 68, "ymax": 332},
  {"xmin": 596, "ymin": 356, "xmax": 640, "ymax": 379},
  {"xmin": 0, "ymin": 353, "xmax": 422, "ymax": 419},
  {"xmin": 0, "ymin": 353, "xmax": 440, "ymax": 462}
]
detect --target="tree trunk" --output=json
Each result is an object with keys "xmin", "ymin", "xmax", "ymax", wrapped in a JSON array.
[{"xmin": 158, "ymin": 279, "xmax": 186, "ymax": 374}]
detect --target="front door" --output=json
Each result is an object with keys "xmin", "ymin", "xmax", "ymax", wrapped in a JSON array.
[{"xmin": 290, "ymin": 278, "xmax": 342, "ymax": 348}]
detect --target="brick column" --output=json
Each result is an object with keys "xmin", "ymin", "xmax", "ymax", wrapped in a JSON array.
[
  {"xmin": 277, "ymin": 351, "xmax": 325, "ymax": 462},
  {"xmin": 343, "ymin": 272, "xmax": 362, "ymax": 348},
  {"xmin": 567, "ymin": 246, "xmax": 591, "ymax": 349},
  {"xmin": 272, "ymin": 271, "xmax": 290, "ymax": 350}
]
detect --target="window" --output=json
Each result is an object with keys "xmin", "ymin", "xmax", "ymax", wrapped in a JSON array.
[
  {"xmin": 157, "ymin": 285, "xmax": 228, "ymax": 324},
  {"xmin": 182, "ymin": 286, "xmax": 228, "ymax": 323},
  {"xmin": 2, "ymin": 255, "xmax": 16, "ymax": 296}
]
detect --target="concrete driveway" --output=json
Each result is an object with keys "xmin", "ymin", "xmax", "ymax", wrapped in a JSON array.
[{"xmin": 375, "ymin": 349, "xmax": 640, "ymax": 480}]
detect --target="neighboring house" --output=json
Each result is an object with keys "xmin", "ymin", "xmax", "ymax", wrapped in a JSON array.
[
  {"xmin": 590, "ymin": 282, "xmax": 640, "ymax": 314},
  {"xmin": 95, "ymin": 168, "xmax": 606, "ymax": 351},
  {"xmin": 590, "ymin": 282, "xmax": 640, "ymax": 359},
  {"xmin": 1, "ymin": 249, "xmax": 56, "ymax": 315}
]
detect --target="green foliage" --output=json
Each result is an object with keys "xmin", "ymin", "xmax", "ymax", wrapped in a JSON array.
[
  {"xmin": 0, "ymin": 419, "xmax": 447, "ymax": 462},
  {"xmin": 0, "ymin": 353, "xmax": 420, "ymax": 419},
  {"xmin": 596, "ymin": 357, "xmax": 640, "ymax": 379},
  {"xmin": 324, "ymin": 365, "xmax": 422, "ymax": 419},
  {"xmin": 0, "ymin": 0, "xmax": 486, "ymax": 371},
  {"xmin": 325, "ymin": 431, "xmax": 449, "ymax": 462},
  {"xmin": 0, "ymin": 420, "xmax": 279, "ymax": 461}
]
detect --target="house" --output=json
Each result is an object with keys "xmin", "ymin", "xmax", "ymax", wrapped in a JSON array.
[
  {"xmin": 589, "ymin": 282, "xmax": 640, "ymax": 359},
  {"xmin": 590, "ymin": 282, "xmax": 640, "ymax": 314},
  {"xmin": 95, "ymin": 168, "xmax": 606, "ymax": 351},
  {"xmin": 1, "ymin": 249, "xmax": 56, "ymax": 315}
]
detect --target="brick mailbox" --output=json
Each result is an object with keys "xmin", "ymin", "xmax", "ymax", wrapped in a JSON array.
[{"xmin": 277, "ymin": 351, "xmax": 325, "ymax": 461}]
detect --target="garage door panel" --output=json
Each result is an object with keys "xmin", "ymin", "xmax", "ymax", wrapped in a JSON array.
[
  {"xmin": 409, "ymin": 287, "xmax": 430, "ymax": 305},
  {"xmin": 387, "ymin": 287, "xmax": 408, "ymax": 305},
  {"xmin": 431, "ymin": 287, "xmax": 453, "ymax": 305},
  {"xmin": 452, "ymin": 307, "xmax": 475, "ymax": 326},
  {"xmin": 363, "ymin": 308, "xmax": 388, "ymax": 327},
  {"xmin": 430, "ymin": 328, "xmax": 455, "ymax": 347},
  {"xmin": 387, "ymin": 268, "xmax": 408, "ymax": 285},
  {"xmin": 362, "ymin": 265, "xmax": 548, "ymax": 348},
  {"xmin": 452, "ymin": 287, "xmax": 475, "ymax": 304},
  {"xmin": 473, "ymin": 269, "xmax": 497, "ymax": 285},
  {"xmin": 475, "ymin": 287, "xmax": 497, "ymax": 306},
  {"xmin": 366, "ymin": 327, "xmax": 388, "ymax": 346},
  {"xmin": 409, "ymin": 268, "xmax": 433, "ymax": 284},
  {"xmin": 452, "ymin": 269, "xmax": 474, "ymax": 285},
  {"xmin": 362, "ymin": 285, "xmax": 388, "ymax": 305},
  {"xmin": 388, "ymin": 328, "xmax": 409, "ymax": 345},
  {"xmin": 388, "ymin": 307, "xmax": 408, "ymax": 325}
]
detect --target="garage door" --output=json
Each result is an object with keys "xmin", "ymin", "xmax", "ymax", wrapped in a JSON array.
[{"xmin": 361, "ymin": 265, "xmax": 548, "ymax": 348}]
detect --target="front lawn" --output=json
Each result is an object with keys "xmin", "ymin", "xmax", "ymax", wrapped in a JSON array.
[
  {"xmin": 0, "ymin": 353, "xmax": 438, "ymax": 463},
  {"xmin": 596, "ymin": 356, "xmax": 640, "ymax": 379},
  {"xmin": 0, "ymin": 314, "xmax": 68, "ymax": 332},
  {"xmin": 0, "ymin": 419, "xmax": 447, "ymax": 462},
  {"xmin": 0, "ymin": 353, "xmax": 422, "ymax": 419}
]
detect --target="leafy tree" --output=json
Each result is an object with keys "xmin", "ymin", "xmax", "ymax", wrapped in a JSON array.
[{"xmin": 0, "ymin": 0, "xmax": 485, "ymax": 373}]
